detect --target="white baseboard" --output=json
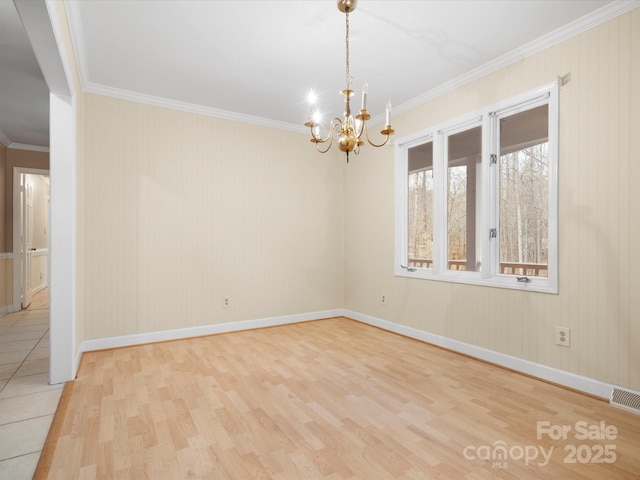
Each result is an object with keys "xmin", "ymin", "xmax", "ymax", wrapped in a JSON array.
[
  {"xmin": 0, "ymin": 289, "xmax": 46, "ymax": 318},
  {"xmin": 79, "ymin": 309, "xmax": 344, "ymax": 353},
  {"xmin": 344, "ymin": 310, "xmax": 614, "ymax": 400},
  {"xmin": 77, "ymin": 307, "xmax": 614, "ymax": 400},
  {"xmin": 32, "ymin": 282, "xmax": 49, "ymax": 295},
  {"xmin": 74, "ymin": 348, "xmax": 83, "ymax": 378}
]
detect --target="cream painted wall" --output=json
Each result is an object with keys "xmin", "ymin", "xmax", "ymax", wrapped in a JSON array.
[
  {"xmin": 76, "ymin": 91, "xmax": 85, "ymax": 353},
  {"xmin": 80, "ymin": 94, "xmax": 343, "ymax": 340},
  {"xmin": 30, "ymin": 252, "xmax": 48, "ymax": 292},
  {"xmin": 0, "ymin": 259, "xmax": 11, "ymax": 311},
  {"xmin": 344, "ymin": 9, "xmax": 640, "ymax": 390}
]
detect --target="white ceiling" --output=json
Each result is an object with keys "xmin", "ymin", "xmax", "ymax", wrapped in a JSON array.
[
  {"xmin": 0, "ymin": 0, "xmax": 50, "ymax": 147},
  {"xmin": 1, "ymin": 0, "xmax": 635, "ymax": 149}
]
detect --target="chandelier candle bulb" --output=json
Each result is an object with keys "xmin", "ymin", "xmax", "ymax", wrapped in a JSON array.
[
  {"xmin": 361, "ymin": 83, "xmax": 368, "ymax": 111},
  {"xmin": 386, "ymin": 99, "xmax": 392, "ymax": 126}
]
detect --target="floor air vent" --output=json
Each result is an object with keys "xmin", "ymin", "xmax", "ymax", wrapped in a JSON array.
[{"xmin": 610, "ymin": 386, "xmax": 640, "ymax": 415}]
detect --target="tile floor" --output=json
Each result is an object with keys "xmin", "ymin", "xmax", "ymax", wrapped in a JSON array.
[{"xmin": 0, "ymin": 288, "xmax": 62, "ymax": 479}]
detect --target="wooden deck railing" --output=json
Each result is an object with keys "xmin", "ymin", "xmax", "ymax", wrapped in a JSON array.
[
  {"xmin": 498, "ymin": 262, "xmax": 548, "ymax": 277},
  {"xmin": 408, "ymin": 258, "xmax": 548, "ymax": 277}
]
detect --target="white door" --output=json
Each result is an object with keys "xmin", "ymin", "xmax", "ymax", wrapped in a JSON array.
[{"xmin": 21, "ymin": 175, "xmax": 34, "ymax": 309}]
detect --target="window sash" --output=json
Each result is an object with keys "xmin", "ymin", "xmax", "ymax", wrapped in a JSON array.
[{"xmin": 395, "ymin": 83, "xmax": 558, "ymax": 293}]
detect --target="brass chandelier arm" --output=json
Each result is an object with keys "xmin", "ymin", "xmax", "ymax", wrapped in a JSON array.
[
  {"xmin": 362, "ymin": 123, "xmax": 394, "ymax": 148},
  {"xmin": 309, "ymin": 117, "xmax": 341, "ymax": 143},
  {"xmin": 315, "ymin": 137, "xmax": 334, "ymax": 154},
  {"xmin": 309, "ymin": 118, "xmax": 344, "ymax": 154}
]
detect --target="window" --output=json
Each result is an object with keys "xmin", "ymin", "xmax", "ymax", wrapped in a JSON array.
[
  {"xmin": 446, "ymin": 125, "xmax": 482, "ymax": 273},
  {"xmin": 498, "ymin": 105, "xmax": 550, "ymax": 279},
  {"xmin": 395, "ymin": 84, "xmax": 558, "ymax": 293},
  {"xmin": 407, "ymin": 140, "xmax": 433, "ymax": 268}
]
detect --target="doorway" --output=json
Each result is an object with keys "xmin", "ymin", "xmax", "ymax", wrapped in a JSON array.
[
  {"xmin": 11, "ymin": 0, "xmax": 76, "ymax": 385},
  {"xmin": 12, "ymin": 168, "xmax": 50, "ymax": 313}
]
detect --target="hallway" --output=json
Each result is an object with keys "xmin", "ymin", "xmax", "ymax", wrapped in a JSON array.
[{"xmin": 0, "ymin": 288, "xmax": 62, "ymax": 478}]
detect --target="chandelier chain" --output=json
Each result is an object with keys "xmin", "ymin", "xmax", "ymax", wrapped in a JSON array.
[{"xmin": 345, "ymin": 12, "xmax": 350, "ymax": 88}]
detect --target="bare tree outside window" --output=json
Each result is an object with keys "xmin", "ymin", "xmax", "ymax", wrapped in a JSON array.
[
  {"xmin": 407, "ymin": 141, "xmax": 434, "ymax": 268},
  {"xmin": 447, "ymin": 165, "xmax": 467, "ymax": 261},
  {"xmin": 499, "ymin": 105, "xmax": 549, "ymax": 277},
  {"xmin": 499, "ymin": 144, "xmax": 549, "ymax": 275},
  {"xmin": 408, "ymin": 168, "xmax": 433, "ymax": 262}
]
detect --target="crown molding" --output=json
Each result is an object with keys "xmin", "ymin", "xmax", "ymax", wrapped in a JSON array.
[
  {"xmin": 45, "ymin": 0, "xmax": 76, "ymax": 96},
  {"xmin": 83, "ymin": 81, "xmax": 308, "ymax": 134},
  {"xmin": 0, "ymin": 130, "xmax": 10, "ymax": 147},
  {"xmin": 7, "ymin": 143, "xmax": 50, "ymax": 153},
  {"xmin": 0, "ymin": 131, "xmax": 48, "ymax": 152},
  {"xmin": 64, "ymin": 0, "xmax": 89, "ymax": 91},
  {"xmin": 394, "ymin": 0, "xmax": 640, "ymax": 117},
  {"xmin": 64, "ymin": 0, "xmax": 639, "ymax": 133},
  {"xmin": 0, "ymin": 133, "xmax": 49, "ymax": 152}
]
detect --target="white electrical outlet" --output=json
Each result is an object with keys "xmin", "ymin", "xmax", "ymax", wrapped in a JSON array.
[
  {"xmin": 222, "ymin": 296, "xmax": 230, "ymax": 308},
  {"xmin": 381, "ymin": 294, "xmax": 387, "ymax": 306},
  {"xmin": 556, "ymin": 327, "xmax": 570, "ymax": 347}
]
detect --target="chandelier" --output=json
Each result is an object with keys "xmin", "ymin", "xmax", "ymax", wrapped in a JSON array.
[{"xmin": 304, "ymin": 0, "xmax": 394, "ymax": 162}]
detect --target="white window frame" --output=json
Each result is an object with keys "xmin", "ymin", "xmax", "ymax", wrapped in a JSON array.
[{"xmin": 394, "ymin": 83, "xmax": 559, "ymax": 293}]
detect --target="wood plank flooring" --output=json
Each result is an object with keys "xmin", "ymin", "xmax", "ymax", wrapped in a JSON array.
[{"xmin": 39, "ymin": 318, "xmax": 640, "ymax": 479}]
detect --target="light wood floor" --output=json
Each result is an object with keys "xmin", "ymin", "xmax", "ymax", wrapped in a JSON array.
[{"xmin": 38, "ymin": 318, "xmax": 640, "ymax": 479}]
